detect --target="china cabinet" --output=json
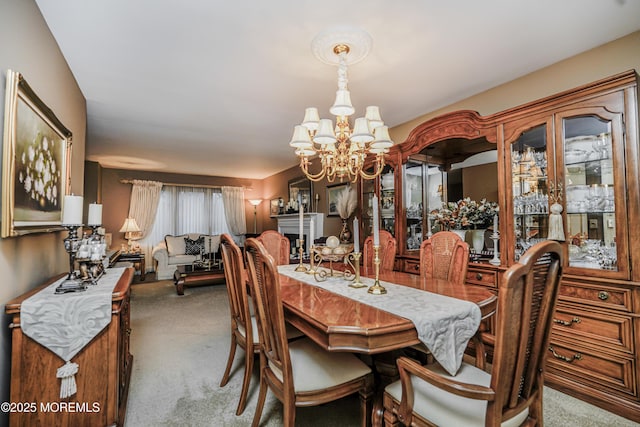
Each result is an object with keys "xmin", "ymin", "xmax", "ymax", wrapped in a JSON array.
[{"xmin": 375, "ymin": 70, "xmax": 639, "ymax": 422}]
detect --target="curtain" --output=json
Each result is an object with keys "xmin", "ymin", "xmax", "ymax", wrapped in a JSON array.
[
  {"xmin": 138, "ymin": 186, "xmax": 232, "ymax": 270},
  {"xmin": 222, "ymin": 186, "xmax": 246, "ymax": 236},
  {"xmin": 128, "ymin": 180, "xmax": 163, "ymax": 239}
]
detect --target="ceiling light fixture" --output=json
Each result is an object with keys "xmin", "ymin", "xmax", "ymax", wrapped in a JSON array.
[{"xmin": 289, "ymin": 28, "xmax": 393, "ymax": 183}]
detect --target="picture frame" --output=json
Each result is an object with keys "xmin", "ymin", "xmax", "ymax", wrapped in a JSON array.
[
  {"xmin": 1, "ymin": 69, "xmax": 73, "ymax": 237},
  {"xmin": 326, "ymin": 182, "xmax": 348, "ymax": 216},
  {"xmin": 270, "ymin": 197, "xmax": 283, "ymax": 218},
  {"xmin": 288, "ymin": 176, "xmax": 312, "ymax": 213}
]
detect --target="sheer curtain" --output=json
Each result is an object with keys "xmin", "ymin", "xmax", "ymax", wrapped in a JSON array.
[
  {"xmin": 137, "ymin": 186, "xmax": 232, "ymax": 271},
  {"xmin": 128, "ymin": 180, "xmax": 163, "ymax": 239},
  {"xmin": 222, "ymin": 186, "xmax": 246, "ymax": 236}
]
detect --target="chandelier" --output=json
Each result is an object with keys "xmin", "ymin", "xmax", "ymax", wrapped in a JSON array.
[{"xmin": 289, "ymin": 29, "xmax": 394, "ymax": 183}]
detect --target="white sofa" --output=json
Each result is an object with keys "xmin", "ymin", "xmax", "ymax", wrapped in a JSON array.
[{"xmin": 152, "ymin": 233, "xmax": 221, "ymax": 280}]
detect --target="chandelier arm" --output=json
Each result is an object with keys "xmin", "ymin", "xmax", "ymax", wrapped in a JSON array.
[
  {"xmin": 358, "ymin": 155, "xmax": 386, "ymax": 180},
  {"xmin": 299, "ymin": 158, "xmax": 327, "ymax": 182}
]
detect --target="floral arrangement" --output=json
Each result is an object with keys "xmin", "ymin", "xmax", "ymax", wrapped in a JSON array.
[
  {"xmin": 335, "ymin": 185, "xmax": 357, "ymax": 220},
  {"xmin": 430, "ymin": 197, "xmax": 498, "ymax": 230}
]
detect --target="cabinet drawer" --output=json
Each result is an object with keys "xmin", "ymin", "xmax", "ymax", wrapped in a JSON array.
[
  {"xmin": 551, "ymin": 305, "xmax": 634, "ymax": 353},
  {"xmin": 403, "ymin": 259, "xmax": 420, "ymax": 275},
  {"xmin": 546, "ymin": 341, "xmax": 637, "ymax": 398},
  {"xmin": 559, "ymin": 279, "xmax": 633, "ymax": 313},
  {"xmin": 465, "ymin": 267, "xmax": 497, "ymax": 288}
]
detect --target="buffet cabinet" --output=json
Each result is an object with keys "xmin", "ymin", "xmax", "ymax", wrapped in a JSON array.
[
  {"xmin": 359, "ymin": 70, "xmax": 640, "ymax": 422},
  {"xmin": 5, "ymin": 268, "xmax": 134, "ymax": 427}
]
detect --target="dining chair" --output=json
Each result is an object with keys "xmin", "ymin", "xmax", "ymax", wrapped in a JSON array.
[
  {"xmin": 380, "ymin": 240, "xmax": 563, "ymax": 427},
  {"xmin": 219, "ymin": 233, "xmax": 257, "ymax": 415},
  {"xmin": 419, "ymin": 230, "xmax": 469, "ymax": 286},
  {"xmin": 363, "ymin": 230, "xmax": 397, "ymax": 275},
  {"xmin": 244, "ymin": 237, "xmax": 375, "ymax": 427},
  {"xmin": 257, "ymin": 230, "xmax": 291, "ymax": 265}
]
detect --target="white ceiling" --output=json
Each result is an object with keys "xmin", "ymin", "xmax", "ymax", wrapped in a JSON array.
[{"xmin": 35, "ymin": 0, "xmax": 640, "ymax": 180}]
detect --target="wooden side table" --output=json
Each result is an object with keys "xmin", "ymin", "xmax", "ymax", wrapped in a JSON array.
[{"xmin": 115, "ymin": 252, "xmax": 145, "ymax": 281}]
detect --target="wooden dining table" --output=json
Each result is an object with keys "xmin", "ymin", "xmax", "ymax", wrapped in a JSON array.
[{"xmin": 279, "ymin": 268, "xmax": 497, "ymax": 355}]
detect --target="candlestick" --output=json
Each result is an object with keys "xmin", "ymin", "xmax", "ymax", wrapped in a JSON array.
[
  {"xmin": 347, "ymin": 251, "xmax": 366, "ymax": 288},
  {"xmin": 367, "ymin": 245, "xmax": 387, "ymax": 295},
  {"xmin": 62, "ymin": 195, "xmax": 83, "ymax": 225},
  {"xmin": 309, "ymin": 218, "xmax": 315, "ymax": 247},
  {"xmin": 372, "ymin": 194, "xmax": 379, "ymax": 246},
  {"xmin": 87, "ymin": 203, "xmax": 102, "ymax": 226},
  {"xmin": 353, "ymin": 217, "xmax": 359, "ymax": 253},
  {"xmin": 295, "ymin": 238, "xmax": 307, "ymax": 272}
]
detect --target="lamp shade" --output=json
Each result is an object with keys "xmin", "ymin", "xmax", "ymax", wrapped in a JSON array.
[
  {"xmin": 365, "ymin": 106, "xmax": 384, "ymax": 129},
  {"xmin": 301, "ymin": 107, "xmax": 320, "ymax": 131},
  {"xmin": 329, "ymin": 89, "xmax": 355, "ymax": 116},
  {"xmin": 119, "ymin": 217, "xmax": 141, "ymax": 233},
  {"xmin": 313, "ymin": 119, "xmax": 337, "ymax": 144},
  {"xmin": 248, "ymin": 199, "xmax": 262, "ymax": 206},
  {"xmin": 350, "ymin": 117, "xmax": 374, "ymax": 143},
  {"xmin": 289, "ymin": 125, "xmax": 313, "ymax": 148}
]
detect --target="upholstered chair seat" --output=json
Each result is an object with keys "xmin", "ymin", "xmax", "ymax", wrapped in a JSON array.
[{"xmin": 384, "ymin": 362, "xmax": 528, "ymax": 427}]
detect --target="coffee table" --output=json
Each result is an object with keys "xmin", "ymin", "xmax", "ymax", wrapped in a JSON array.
[{"xmin": 173, "ymin": 264, "xmax": 225, "ymax": 295}]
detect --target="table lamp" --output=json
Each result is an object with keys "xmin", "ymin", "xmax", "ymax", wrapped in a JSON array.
[{"xmin": 119, "ymin": 217, "xmax": 141, "ymax": 252}]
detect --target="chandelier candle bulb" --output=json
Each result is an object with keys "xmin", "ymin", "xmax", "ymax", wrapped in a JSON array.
[
  {"xmin": 62, "ymin": 195, "xmax": 83, "ymax": 226},
  {"xmin": 87, "ymin": 203, "xmax": 103, "ymax": 226},
  {"xmin": 353, "ymin": 217, "xmax": 359, "ymax": 253},
  {"xmin": 372, "ymin": 194, "xmax": 380, "ymax": 246}
]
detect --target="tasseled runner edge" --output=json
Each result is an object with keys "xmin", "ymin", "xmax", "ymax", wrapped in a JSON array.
[{"xmin": 57, "ymin": 361, "xmax": 79, "ymax": 398}]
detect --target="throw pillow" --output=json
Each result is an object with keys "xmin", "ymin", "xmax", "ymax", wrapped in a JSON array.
[
  {"xmin": 165, "ymin": 235, "xmax": 187, "ymax": 256},
  {"xmin": 184, "ymin": 236, "xmax": 205, "ymax": 255}
]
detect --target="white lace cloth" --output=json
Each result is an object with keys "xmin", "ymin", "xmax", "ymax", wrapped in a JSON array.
[
  {"xmin": 278, "ymin": 264, "xmax": 481, "ymax": 376},
  {"xmin": 20, "ymin": 267, "xmax": 126, "ymax": 397}
]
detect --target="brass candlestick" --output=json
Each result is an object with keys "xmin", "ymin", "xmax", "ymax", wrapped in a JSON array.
[
  {"xmin": 347, "ymin": 251, "xmax": 366, "ymax": 288},
  {"xmin": 367, "ymin": 245, "xmax": 387, "ymax": 295},
  {"xmin": 305, "ymin": 244, "xmax": 318, "ymax": 274},
  {"xmin": 295, "ymin": 239, "xmax": 307, "ymax": 272}
]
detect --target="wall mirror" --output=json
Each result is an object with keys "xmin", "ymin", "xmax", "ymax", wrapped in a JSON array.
[{"xmin": 288, "ymin": 177, "xmax": 312, "ymax": 213}]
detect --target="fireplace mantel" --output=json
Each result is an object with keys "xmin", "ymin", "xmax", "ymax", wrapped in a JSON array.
[{"xmin": 276, "ymin": 213, "xmax": 324, "ymax": 254}]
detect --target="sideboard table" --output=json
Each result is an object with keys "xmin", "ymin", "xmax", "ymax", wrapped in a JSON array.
[{"xmin": 4, "ymin": 267, "xmax": 134, "ymax": 427}]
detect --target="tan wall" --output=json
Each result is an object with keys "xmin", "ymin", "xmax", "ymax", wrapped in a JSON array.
[
  {"xmin": 0, "ymin": 0, "xmax": 87, "ymax": 415},
  {"xmin": 100, "ymin": 168, "xmax": 262, "ymax": 247}
]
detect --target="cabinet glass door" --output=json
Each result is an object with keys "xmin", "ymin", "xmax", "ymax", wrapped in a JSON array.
[
  {"xmin": 404, "ymin": 160, "xmax": 423, "ymax": 251},
  {"xmin": 562, "ymin": 116, "xmax": 617, "ymax": 271},
  {"xmin": 511, "ymin": 124, "xmax": 550, "ymax": 260},
  {"xmin": 380, "ymin": 165, "xmax": 395, "ymax": 237},
  {"xmin": 360, "ymin": 167, "xmax": 376, "ymax": 241}
]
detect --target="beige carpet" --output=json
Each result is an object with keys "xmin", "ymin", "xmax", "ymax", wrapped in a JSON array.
[{"xmin": 124, "ymin": 280, "xmax": 639, "ymax": 427}]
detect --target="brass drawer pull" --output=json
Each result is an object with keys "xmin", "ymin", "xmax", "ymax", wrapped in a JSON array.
[
  {"xmin": 553, "ymin": 317, "xmax": 581, "ymax": 327},
  {"xmin": 598, "ymin": 291, "xmax": 609, "ymax": 301},
  {"xmin": 549, "ymin": 346, "xmax": 582, "ymax": 363},
  {"xmin": 414, "ymin": 264, "xmax": 419, "ymax": 271},
  {"xmin": 476, "ymin": 273, "xmax": 483, "ymax": 280}
]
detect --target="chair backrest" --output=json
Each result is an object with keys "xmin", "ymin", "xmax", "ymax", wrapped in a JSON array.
[
  {"xmin": 419, "ymin": 231, "xmax": 469, "ymax": 285},
  {"xmin": 488, "ymin": 240, "xmax": 563, "ymax": 425},
  {"xmin": 257, "ymin": 230, "xmax": 290, "ymax": 266},
  {"xmin": 220, "ymin": 233, "xmax": 252, "ymax": 344},
  {"xmin": 244, "ymin": 238, "xmax": 293, "ymax": 391},
  {"xmin": 363, "ymin": 230, "xmax": 397, "ymax": 275}
]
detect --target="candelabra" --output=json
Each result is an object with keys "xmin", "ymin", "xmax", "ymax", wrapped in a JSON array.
[
  {"xmin": 367, "ymin": 245, "xmax": 387, "ymax": 295},
  {"xmin": 295, "ymin": 239, "xmax": 307, "ymax": 272},
  {"xmin": 489, "ymin": 231, "xmax": 501, "ymax": 265},
  {"xmin": 347, "ymin": 251, "xmax": 366, "ymax": 288},
  {"xmin": 56, "ymin": 225, "xmax": 86, "ymax": 294}
]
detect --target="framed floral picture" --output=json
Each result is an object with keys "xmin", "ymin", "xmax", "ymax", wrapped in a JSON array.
[{"xmin": 1, "ymin": 69, "xmax": 73, "ymax": 237}]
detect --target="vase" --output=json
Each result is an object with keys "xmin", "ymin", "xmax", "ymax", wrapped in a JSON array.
[
  {"xmin": 451, "ymin": 229, "xmax": 467, "ymax": 243},
  {"xmin": 470, "ymin": 229, "xmax": 486, "ymax": 253},
  {"xmin": 339, "ymin": 218, "xmax": 352, "ymax": 244}
]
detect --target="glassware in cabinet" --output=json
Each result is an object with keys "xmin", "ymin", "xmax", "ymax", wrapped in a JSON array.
[
  {"xmin": 562, "ymin": 116, "xmax": 617, "ymax": 271},
  {"xmin": 510, "ymin": 124, "xmax": 550, "ymax": 261}
]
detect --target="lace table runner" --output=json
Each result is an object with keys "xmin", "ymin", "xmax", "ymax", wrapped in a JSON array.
[
  {"xmin": 278, "ymin": 264, "xmax": 480, "ymax": 376},
  {"xmin": 20, "ymin": 267, "xmax": 126, "ymax": 397}
]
